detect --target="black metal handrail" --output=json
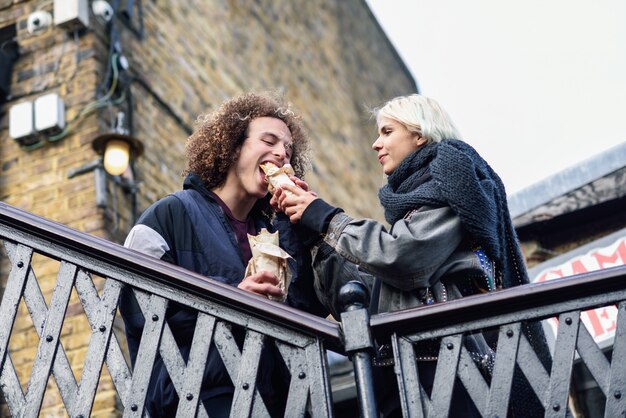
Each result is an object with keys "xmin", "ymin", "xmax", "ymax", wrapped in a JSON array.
[
  {"xmin": 355, "ymin": 262, "xmax": 626, "ymax": 417},
  {"xmin": 369, "ymin": 264, "xmax": 626, "ymax": 340},
  {"xmin": 0, "ymin": 201, "xmax": 342, "ymax": 350}
]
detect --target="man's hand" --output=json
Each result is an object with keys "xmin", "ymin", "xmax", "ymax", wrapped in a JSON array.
[{"xmin": 237, "ymin": 271, "xmax": 284, "ymax": 299}]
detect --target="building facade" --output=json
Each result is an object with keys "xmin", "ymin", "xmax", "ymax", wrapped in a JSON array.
[{"xmin": 0, "ymin": 1, "xmax": 416, "ymax": 415}]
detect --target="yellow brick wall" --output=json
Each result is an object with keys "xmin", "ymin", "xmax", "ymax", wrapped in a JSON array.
[
  {"xmin": 118, "ymin": 0, "xmax": 416, "ymax": 219},
  {"xmin": 0, "ymin": 0, "xmax": 416, "ymax": 416}
]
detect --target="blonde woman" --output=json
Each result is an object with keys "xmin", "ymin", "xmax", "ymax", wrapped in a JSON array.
[{"xmin": 276, "ymin": 94, "xmax": 551, "ymax": 417}]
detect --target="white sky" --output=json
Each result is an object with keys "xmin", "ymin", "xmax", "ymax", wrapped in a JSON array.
[{"xmin": 366, "ymin": 0, "xmax": 626, "ymax": 195}]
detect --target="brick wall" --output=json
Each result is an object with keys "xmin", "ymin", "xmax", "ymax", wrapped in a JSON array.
[
  {"xmin": 0, "ymin": 0, "xmax": 416, "ymax": 415},
  {"xmin": 118, "ymin": 0, "xmax": 416, "ymax": 220}
]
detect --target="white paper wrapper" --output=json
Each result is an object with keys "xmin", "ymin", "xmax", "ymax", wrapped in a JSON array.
[
  {"xmin": 244, "ymin": 228, "xmax": 292, "ymax": 302},
  {"xmin": 260, "ymin": 162, "xmax": 296, "ymax": 195}
]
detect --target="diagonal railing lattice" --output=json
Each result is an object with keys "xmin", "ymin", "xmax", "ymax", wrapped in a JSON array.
[
  {"xmin": 2, "ymin": 200, "xmax": 626, "ymax": 417},
  {"xmin": 0, "ymin": 202, "xmax": 340, "ymax": 417},
  {"xmin": 363, "ymin": 263, "xmax": 626, "ymax": 417}
]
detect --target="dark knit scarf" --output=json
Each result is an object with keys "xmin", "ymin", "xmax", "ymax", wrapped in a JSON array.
[
  {"xmin": 380, "ymin": 140, "xmax": 553, "ymax": 416},
  {"xmin": 378, "ymin": 139, "xmax": 528, "ymax": 289}
]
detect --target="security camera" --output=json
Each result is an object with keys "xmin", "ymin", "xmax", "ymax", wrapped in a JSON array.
[
  {"xmin": 92, "ymin": 0, "xmax": 114, "ymax": 22},
  {"xmin": 27, "ymin": 10, "xmax": 53, "ymax": 34}
]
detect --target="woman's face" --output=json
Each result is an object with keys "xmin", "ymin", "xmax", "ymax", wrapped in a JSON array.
[{"xmin": 372, "ymin": 117, "xmax": 427, "ymax": 175}]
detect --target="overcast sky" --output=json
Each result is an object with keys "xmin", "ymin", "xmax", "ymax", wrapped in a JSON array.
[{"xmin": 366, "ymin": 0, "xmax": 626, "ymax": 195}]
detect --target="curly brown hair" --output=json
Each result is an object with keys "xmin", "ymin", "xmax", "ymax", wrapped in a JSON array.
[{"xmin": 183, "ymin": 91, "xmax": 310, "ymax": 190}]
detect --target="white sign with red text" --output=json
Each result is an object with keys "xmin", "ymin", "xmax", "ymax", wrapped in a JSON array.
[{"xmin": 532, "ymin": 235, "xmax": 626, "ymax": 346}]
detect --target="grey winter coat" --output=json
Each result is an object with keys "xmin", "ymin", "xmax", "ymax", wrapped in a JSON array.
[{"xmin": 305, "ymin": 204, "xmax": 488, "ymax": 319}]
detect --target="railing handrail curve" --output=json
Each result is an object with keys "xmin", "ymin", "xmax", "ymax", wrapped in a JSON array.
[{"xmin": 0, "ymin": 201, "xmax": 342, "ymax": 348}]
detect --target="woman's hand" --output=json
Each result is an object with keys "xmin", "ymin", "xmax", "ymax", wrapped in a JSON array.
[
  {"xmin": 237, "ymin": 271, "xmax": 284, "ymax": 299},
  {"xmin": 277, "ymin": 183, "xmax": 318, "ymax": 223},
  {"xmin": 269, "ymin": 176, "xmax": 314, "ymax": 212},
  {"xmin": 270, "ymin": 176, "xmax": 317, "ymax": 213}
]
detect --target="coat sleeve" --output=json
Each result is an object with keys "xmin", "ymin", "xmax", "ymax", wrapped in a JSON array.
[
  {"xmin": 316, "ymin": 205, "xmax": 466, "ymax": 291},
  {"xmin": 310, "ymin": 241, "xmax": 375, "ymax": 320},
  {"xmin": 123, "ymin": 195, "xmax": 184, "ymax": 264},
  {"xmin": 273, "ymin": 213, "xmax": 329, "ymax": 318}
]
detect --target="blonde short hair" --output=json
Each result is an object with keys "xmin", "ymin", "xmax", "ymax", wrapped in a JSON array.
[{"xmin": 375, "ymin": 94, "xmax": 462, "ymax": 143}]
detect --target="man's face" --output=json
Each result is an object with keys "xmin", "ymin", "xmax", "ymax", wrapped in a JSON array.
[{"xmin": 230, "ymin": 116, "xmax": 293, "ymax": 200}]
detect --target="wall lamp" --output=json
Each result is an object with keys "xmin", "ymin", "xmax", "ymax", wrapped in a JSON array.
[
  {"xmin": 92, "ymin": 130, "xmax": 143, "ymax": 176},
  {"xmin": 68, "ymin": 112, "xmax": 143, "ymax": 223}
]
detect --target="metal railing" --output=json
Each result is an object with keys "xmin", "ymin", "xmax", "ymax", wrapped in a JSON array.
[
  {"xmin": 1, "ymin": 201, "xmax": 626, "ymax": 417},
  {"xmin": 0, "ymin": 202, "xmax": 341, "ymax": 417},
  {"xmin": 340, "ymin": 264, "xmax": 626, "ymax": 417}
]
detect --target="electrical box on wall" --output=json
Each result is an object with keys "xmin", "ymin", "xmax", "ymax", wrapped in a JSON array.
[
  {"xmin": 9, "ymin": 101, "xmax": 37, "ymax": 146},
  {"xmin": 9, "ymin": 93, "xmax": 66, "ymax": 147},
  {"xmin": 54, "ymin": 0, "xmax": 89, "ymax": 31},
  {"xmin": 34, "ymin": 93, "xmax": 65, "ymax": 135}
]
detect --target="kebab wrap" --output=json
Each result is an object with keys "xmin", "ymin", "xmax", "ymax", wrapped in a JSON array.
[
  {"xmin": 244, "ymin": 228, "xmax": 292, "ymax": 302},
  {"xmin": 260, "ymin": 162, "xmax": 296, "ymax": 195}
]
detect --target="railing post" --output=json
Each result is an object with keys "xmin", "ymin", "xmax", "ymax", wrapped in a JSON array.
[{"xmin": 339, "ymin": 280, "xmax": 378, "ymax": 418}]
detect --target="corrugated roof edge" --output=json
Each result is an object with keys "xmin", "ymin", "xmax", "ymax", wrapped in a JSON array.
[{"xmin": 508, "ymin": 141, "xmax": 626, "ymax": 219}]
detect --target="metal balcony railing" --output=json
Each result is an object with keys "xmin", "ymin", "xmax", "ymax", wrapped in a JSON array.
[
  {"xmin": 0, "ymin": 202, "xmax": 341, "ymax": 417},
  {"xmin": 359, "ymin": 263, "xmax": 626, "ymax": 417},
  {"xmin": 1, "ymin": 201, "xmax": 626, "ymax": 417}
]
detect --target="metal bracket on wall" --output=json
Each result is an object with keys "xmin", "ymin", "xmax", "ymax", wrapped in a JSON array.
[
  {"xmin": 67, "ymin": 159, "xmax": 108, "ymax": 209},
  {"xmin": 67, "ymin": 158, "xmax": 139, "ymax": 225}
]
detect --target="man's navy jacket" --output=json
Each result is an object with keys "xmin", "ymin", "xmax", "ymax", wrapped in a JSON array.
[{"xmin": 120, "ymin": 173, "xmax": 327, "ymax": 416}]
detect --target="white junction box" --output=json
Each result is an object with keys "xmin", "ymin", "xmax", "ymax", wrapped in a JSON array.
[
  {"xmin": 54, "ymin": 0, "xmax": 89, "ymax": 31},
  {"xmin": 9, "ymin": 101, "xmax": 35, "ymax": 141},
  {"xmin": 34, "ymin": 93, "xmax": 66, "ymax": 135}
]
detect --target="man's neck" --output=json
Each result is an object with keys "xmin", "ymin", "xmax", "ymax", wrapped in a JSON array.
[{"xmin": 211, "ymin": 183, "xmax": 256, "ymax": 221}]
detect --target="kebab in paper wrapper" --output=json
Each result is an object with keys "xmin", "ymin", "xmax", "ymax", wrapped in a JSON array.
[
  {"xmin": 244, "ymin": 228, "xmax": 292, "ymax": 302},
  {"xmin": 260, "ymin": 162, "xmax": 296, "ymax": 195}
]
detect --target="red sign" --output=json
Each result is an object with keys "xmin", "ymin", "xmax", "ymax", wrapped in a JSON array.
[{"xmin": 532, "ymin": 236, "xmax": 626, "ymax": 344}]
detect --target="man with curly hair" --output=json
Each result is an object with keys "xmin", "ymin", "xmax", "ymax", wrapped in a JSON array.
[{"xmin": 120, "ymin": 91, "xmax": 327, "ymax": 417}]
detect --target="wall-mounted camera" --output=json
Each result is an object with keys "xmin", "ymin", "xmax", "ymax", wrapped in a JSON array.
[
  {"xmin": 27, "ymin": 10, "xmax": 53, "ymax": 35},
  {"xmin": 92, "ymin": 0, "xmax": 114, "ymax": 23}
]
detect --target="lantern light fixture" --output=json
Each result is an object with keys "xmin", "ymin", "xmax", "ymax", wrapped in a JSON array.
[
  {"xmin": 93, "ymin": 132, "xmax": 143, "ymax": 176},
  {"xmin": 92, "ymin": 112, "xmax": 143, "ymax": 176},
  {"xmin": 67, "ymin": 112, "xmax": 143, "ymax": 223}
]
